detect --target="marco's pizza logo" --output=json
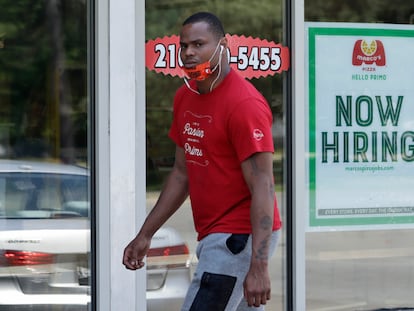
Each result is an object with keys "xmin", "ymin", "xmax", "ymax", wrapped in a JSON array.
[{"xmin": 352, "ymin": 39, "xmax": 386, "ymax": 66}]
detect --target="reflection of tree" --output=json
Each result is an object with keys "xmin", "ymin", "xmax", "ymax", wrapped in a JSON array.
[
  {"xmin": 0, "ymin": 0, "xmax": 87, "ymax": 163},
  {"xmin": 305, "ymin": 0, "xmax": 414, "ymax": 23},
  {"xmin": 46, "ymin": 0, "xmax": 75, "ymax": 163}
]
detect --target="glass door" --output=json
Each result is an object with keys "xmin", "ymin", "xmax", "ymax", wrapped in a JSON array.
[{"xmin": 0, "ymin": 1, "xmax": 92, "ymax": 310}]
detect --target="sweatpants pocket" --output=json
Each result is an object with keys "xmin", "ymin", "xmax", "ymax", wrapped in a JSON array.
[
  {"xmin": 189, "ymin": 272, "xmax": 237, "ymax": 311},
  {"xmin": 226, "ymin": 233, "xmax": 250, "ymax": 255}
]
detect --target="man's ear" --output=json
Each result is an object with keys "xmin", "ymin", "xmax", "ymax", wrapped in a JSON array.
[{"xmin": 220, "ymin": 37, "xmax": 228, "ymax": 51}]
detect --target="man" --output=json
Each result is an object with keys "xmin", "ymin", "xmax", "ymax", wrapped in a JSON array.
[{"xmin": 123, "ymin": 12, "xmax": 282, "ymax": 311}]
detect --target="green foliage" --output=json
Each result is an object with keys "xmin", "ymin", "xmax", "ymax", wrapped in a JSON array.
[
  {"xmin": 305, "ymin": 0, "xmax": 414, "ymax": 23},
  {"xmin": 0, "ymin": 0, "xmax": 87, "ymax": 161}
]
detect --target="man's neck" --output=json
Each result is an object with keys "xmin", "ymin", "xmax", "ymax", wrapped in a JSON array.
[{"xmin": 196, "ymin": 66, "xmax": 231, "ymax": 94}]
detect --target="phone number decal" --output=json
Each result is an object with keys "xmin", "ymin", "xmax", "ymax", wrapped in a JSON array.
[{"xmin": 145, "ymin": 34, "xmax": 290, "ymax": 79}]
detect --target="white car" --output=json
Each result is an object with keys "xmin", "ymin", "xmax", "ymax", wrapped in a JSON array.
[{"xmin": 0, "ymin": 160, "xmax": 192, "ymax": 310}]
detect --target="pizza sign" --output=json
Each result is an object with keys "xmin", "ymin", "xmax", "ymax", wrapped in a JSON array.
[
  {"xmin": 145, "ymin": 34, "xmax": 290, "ymax": 79},
  {"xmin": 352, "ymin": 39, "xmax": 386, "ymax": 66}
]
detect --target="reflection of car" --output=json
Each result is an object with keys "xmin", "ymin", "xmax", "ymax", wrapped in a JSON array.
[
  {"xmin": 146, "ymin": 227, "xmax": 193, "ymax": 311},
  {"xmin": 0, "ymin": 160, "xmax": 192, "ymax": 310}
]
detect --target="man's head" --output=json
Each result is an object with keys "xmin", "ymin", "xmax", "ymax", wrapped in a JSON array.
[
  {"xmin": 179, "ymin": 12, "xmax": 229, "ymax": 89},
  {"xmin": 182, "ymin": 12, "xmax": 225, "ymax": 41}
]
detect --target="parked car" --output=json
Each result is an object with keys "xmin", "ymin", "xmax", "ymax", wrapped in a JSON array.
[{"xmin": 0, "ymin": 160, "xmax": 192, "ymax": 310}]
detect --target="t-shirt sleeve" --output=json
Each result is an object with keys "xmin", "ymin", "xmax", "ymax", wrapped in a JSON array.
[{"xmin": 228, "ymin": 97, "xmax": 274, "ymax": 162}]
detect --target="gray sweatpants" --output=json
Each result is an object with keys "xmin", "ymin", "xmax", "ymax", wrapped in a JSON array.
[{"xmin": 181, "ymin": 231, "xmax": 280, "ymax": 311}]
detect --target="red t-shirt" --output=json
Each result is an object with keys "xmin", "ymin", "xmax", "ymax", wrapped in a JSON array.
[{"xmin": 169, "ymin": 69, "xmax": 282, "ymax": 240}]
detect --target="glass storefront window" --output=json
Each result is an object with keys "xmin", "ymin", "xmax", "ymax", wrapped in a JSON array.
[
  {"xmin": 145, "ymin": 1, "xmax": 287, "ymax": 310},
  {"xmin": 304, "ymin": 1, "xmax": 414, "ymax": 310},
  {"xmin": 0, "ymin": 1, "xmax": 91, "ymax": 310}
]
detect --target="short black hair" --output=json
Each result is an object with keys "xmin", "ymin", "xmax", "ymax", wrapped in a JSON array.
[{"xmin": 183, "ymin": 12, "xmax": 225, "ymax": 40}]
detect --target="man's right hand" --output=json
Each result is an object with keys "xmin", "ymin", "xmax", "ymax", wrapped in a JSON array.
[{"xmin": 122, "ymin": 235, "xmax": 151, "ymax": 270}]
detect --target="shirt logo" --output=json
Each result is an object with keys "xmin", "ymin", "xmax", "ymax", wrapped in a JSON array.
[
  {"xmin": 352, "ymin": 39, "xmax": 386, "ymax": 66},
  {"xmin": 253, "ymin": 129, "xmax": 264, "ymax": 141}
]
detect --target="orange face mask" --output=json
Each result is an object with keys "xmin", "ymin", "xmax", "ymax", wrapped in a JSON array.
[
  {"xmin": 181, "ymin": 62, "xmax": 213, "ymax": 81},
  {"xmin": 180, "ymin": 42, "xmax": 222, "ymax": 81}
]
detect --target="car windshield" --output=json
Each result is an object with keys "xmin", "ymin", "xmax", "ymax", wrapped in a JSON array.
[{"xmin": 0, "ymin": 172, "xmax": 88, "ymax": 219}]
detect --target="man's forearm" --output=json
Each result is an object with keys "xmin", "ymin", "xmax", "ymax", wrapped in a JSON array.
[
  {"xmin": 138, "ymin": 166, "xmax": 189, "ymax": 239},
  {"xmin": 241, "ymin": 152, "xmax": 275, "ymax": 264},
  {"xmin": 250, "ymin": 188, "xmax": 274, "ymax": 264}
]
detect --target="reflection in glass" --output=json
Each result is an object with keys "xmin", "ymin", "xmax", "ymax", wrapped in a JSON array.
[
  {"xmin": 0, "ymin": 0, "xmax": 88, "ymax": 164},
  {"xmin": 0, "ymin": 1, "xmax": 90, "ymax": 310}
]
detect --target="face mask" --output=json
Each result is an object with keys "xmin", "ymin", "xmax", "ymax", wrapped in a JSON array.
[{"xmin": 181, "ymin": 42, "xmax": 222, "ymax": 81}]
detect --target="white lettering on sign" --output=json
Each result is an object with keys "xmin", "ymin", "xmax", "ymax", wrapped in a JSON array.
[{"xmin": 236, "ymin": 46, "xmax": 281, "ymax": 71}]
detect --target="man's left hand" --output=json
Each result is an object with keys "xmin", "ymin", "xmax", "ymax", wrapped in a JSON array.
[{"xmin": 243, "ymin": 262, "xmax": 271, "ymax": 307}]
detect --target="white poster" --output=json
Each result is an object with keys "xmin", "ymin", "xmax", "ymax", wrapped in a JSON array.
[{"xmin": 306, "ymin": 23, "xmax": 414, "ymax": 230}]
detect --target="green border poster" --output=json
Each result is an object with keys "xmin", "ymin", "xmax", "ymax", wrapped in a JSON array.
[{"xmin": 307, "ymin": 23, "xmax": 414, "ymax": 230}]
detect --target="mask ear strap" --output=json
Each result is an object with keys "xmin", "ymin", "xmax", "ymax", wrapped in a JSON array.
[
  {"xmin": 183, "ymin": 77, "xmax": 200, "ymax": 95},
  {"xmin": 209, "ymin": 49, "xmax": 223, "ymax": 92},
  {"xmin": 209, "ymin": 42, "xmax": 224, "ymax": 74}
]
